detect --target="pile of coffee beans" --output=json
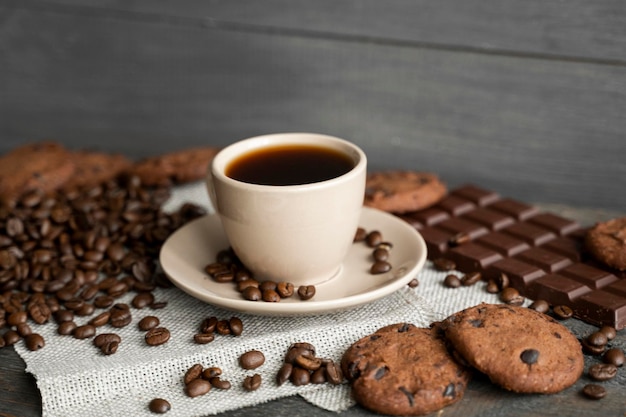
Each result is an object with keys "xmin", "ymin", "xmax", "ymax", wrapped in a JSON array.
[
  {"xmin": 204, "ymin": 249, "xmax": 315, "ymax": 302},
  {"xmin": 183, "ymin": 363, "xmax": 232, "ymax": 398},
  {"xmin": 194, "ymin": 315, "xmax": 243, "ymax": 344},
  {"xmin": 578, "ymin": 325, "xmax": 624, "ymax": 400},
  {"xmin": 276, "ymin": 342, "xmax": 344, "ymax": 387},
  {"xmin": 0, "ymin": 173, "xmax": 206, "ymax": 352},
  {"xmin": 353, "ymin": 227, "xmax": 393, "ymax": 275}
]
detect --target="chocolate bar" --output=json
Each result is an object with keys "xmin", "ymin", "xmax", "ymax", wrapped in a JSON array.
[{"xmin": 399, "ymin": 184, "xmax": 626, "ymax": 330}]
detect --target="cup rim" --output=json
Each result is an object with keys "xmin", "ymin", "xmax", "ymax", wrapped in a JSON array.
[{"xmin": 210, "ymin": 132, "xmax": 367, "ymax": 192}]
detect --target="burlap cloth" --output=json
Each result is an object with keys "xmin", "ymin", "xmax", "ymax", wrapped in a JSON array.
[{"xmin": 14, "ymin": 182, "xmax": 506, "ymax": 417}]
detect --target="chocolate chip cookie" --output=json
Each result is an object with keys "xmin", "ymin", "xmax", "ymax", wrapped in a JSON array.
[
  {"xmin": 0, "ymin": 142, "xmax": 75, "ymax": 203},
  {"xmin": 62, "ymin": 150, "xmax": 132, "ymax": 190},
  {"xmin": 131, "ymin": 146, "xmax": 220, "ymax": 186},
  {"xmin": 440, "ymin": 303, "xmax": 584, "ymax": 394},
  {"xmin": 341, "ymin": 323, "xmax": 471, "ymax": 416},
  {"xmin": 585, "ymin": 217, "xmax": 626, "ymax": 271},
  {"xmin": 364, "ymin": 171, "xmax": 447, "ymax": 213}
]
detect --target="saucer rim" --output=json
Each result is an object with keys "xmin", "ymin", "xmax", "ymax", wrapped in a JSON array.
[{"xmin": 159, "ymin": 206, "xmax": 427, "ymax": 316}]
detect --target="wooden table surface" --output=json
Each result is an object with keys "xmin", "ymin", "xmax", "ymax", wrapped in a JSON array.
[{"xmin": 1, "ymin": 203, "xmax": 625, "ymax": 417}]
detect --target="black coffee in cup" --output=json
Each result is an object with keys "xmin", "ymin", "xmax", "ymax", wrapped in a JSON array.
[{"xmin": 225, "ymin": 144, "xmax": 354, "ymax": 186}]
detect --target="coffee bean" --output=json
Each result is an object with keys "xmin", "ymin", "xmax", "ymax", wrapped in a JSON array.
[
  {"xmin": 485, "ymin": 280, "xmax": 499, "ymax": 293},
  {"xmin": 73, "ymin": 324, "xmax": 96, "ymax": 339},
  {"xmin": 528, "ymin": 299, "xmax": 550, "ymax": 314},
  {"xmin": 290, "ymin": 367, "xmax": 310, "ymax": 386},
  {"xmin": 4, "ymin": 330, "xmax": 20, "ymax": 346},
  {"xmin": 16, "ymin": 322, "xmax": 32, "ymax": 337},
  {"xmin": 94, "ymin": 295, "xmax": 114, "ymax": 309},
  {"xmin": 7, "ymin": 311, "xmax": 27, "ymax": 326},
  {"xmin": 297, "ymin": 285, "xmax": 316, "ymax": 301},
  {"xmin": 582, "ymin": 383, "xmax": 606, "ymax": 400},
  {"xmin": 262, "ymin": 289, "xmax": 280, "ymax": 302},
  {"xmin": 276, "ymin": 282, "xmax": 294, "ymax": 298},
  {"xmin": 148, "ymin": 398, "xmax": 171, "ymax": 414},
  {"xmin": 237, "ymin": 279, "xmax": 259, "ymax": 293},
  {"xmin": 373, "ymin": 248, "xmax": 389, "ymax": 262},
  {"xmin": 443, "ymin": 274, "xmax": 461, "ymax": 288},
  {"xmin": 138, "ymin": 316, "xmax": 160, "ymax": 331},
  {"xmin": 200, "ymin": 316, "xmax": 218, "ymax": 333},
  {"xmin": 494, "ymin": 272, "xmax": 510, "ymax": 290},
  {"xmin": 366, "ymin": 231, "xmax": 383, "ymax": 247},
  {"xmin": 209, "ymin": 377, "xmax": 231, "ymax": 390},
  {"xmin": 603, "ymin": 348, "xmax": 625, "ymax": 367},
  {"xmin": 240, "ymin": 350, "xmax": 265, "ymax": 370},
  {"xmin": 407, "ymin": 278, "xmax": 419, "ymax": 288},
  {"xmin": 110, "ymin": 304, "xmax": 132, "ymax": 328},
  {"xmin": 587, "ymin": 331, "xmax": 608, "ymax": 347},
  {"xmin": 58, "ymin": 320, "xmax": 77, "ymax": 335},
  {"xmin": 370, "ymin": 261, "xmax": 392, "ymax": 274},
  {"xmin": 295, "ymin": 353, "xmax": 322, "ymax": 371},
  {"xmin": 552, "ymin": 305, "xmax": 573, "ymax": 319},
  {"xmin": 145, "ymin": 327, "xmax": 170, "ymax": 346},
  {"xmin": 588, "ymin": 363, "xmax": 617, "ymax": 381},
  {"xmin": 193, "ymin": 333, "xmax": 215, "ymax": 344},
  {"xmin": 229, "ymin": 317, "xmax": 243, "ymax": 336},
  {"xmin": 581, "ymin": 338, "xmax": 606, "ymax": 356},
  {"xmin": 242, "ymin": 286, "xmax": 262, "ymax": 301},
  {"xmin": 500, "ymin": 287, "xmax": 524, "ymax": 306},
  {"xmin": 433, "ymin": 257, "xmax": 456, "ymax": 271},
  {"xmin": 202, "ymin": 367, "xmax": 222, "ymax": 379},
  {"xmin": 89, "ymin": 311, "xmax": 111, "ymax": 327},
  {"xmin": 242, "ymin": 373, "xmax": 262, "ymax": 391},
  {"xmin": 185, "ymin": 378, "xmax": 211, "ymax": 397},
  {"xmin": 599, "ymin": 325, "xmax": 617, "ymax": 341},
  {"xmin": 24, "ymin": 333, "xmax": 45, "ymax": 351},
  {"xmin": 276, "ymin": 363, "xmax": 293, "ymax": 386},
  {"xmin": 461, "ymin": 271, "xmax": 481, "ymax": 286},
  {"xmin": 325, "ymin": 360, "xmax": 343, "ymax": 385},
  {"xmin": 132, "ymin": 292, "xmax": 155, "ymax": 309},
  {"xmin": 184, "ymin": 364, "xmax": 203, "ymax": 385},
  {"xmin": 259, "ymin": 281, "xmax": 277, "ymax": 292},
  {"xmin": 311, "ymin": 368, "xmax": 326, "ymax": 384},
  {"xmin": 93, "ymin": 333, "xmax": 122, "ymax": 348},
  {"xmin": 216, "ymin": 319, "xmax": 231, "ymax": 335},
  {"xmin": 101, "ymin": 341, "xmax": 119, "ymax": 355},
  {"xmin": 354, "ymin": 227, "xmax": 367, "ymax": 242}
]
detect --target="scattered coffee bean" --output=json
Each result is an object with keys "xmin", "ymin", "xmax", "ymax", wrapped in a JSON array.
[
  {"xmin": 24, "ymin": 333, "xmax": 45, "ymax": 351},
  {"xmin": 88, "ymin": 311, "xmax": 111, "ymax": 327},
  {"xmin": 354, "ymin": 227, "xmax": 367, "ymax": 242},
  {"xmin": 311, "ymin": 367, "xmax": 326, "ymax": 384},
  {"xmin": 242, "ymin": 286, "xmax": 262, "ymax": 301},
  {"xmin": 552, "ymin": 305, "xmax": 574, "ymax": 320},
  {"xmin": 582, "ymin": 383, "xmax": 606, "ymax": 400},
  {"xmin": 242, "ymin": 373, "xmax": 262, "ymax": 391},
  {"xmin": 262, "ymin": 289, "xmax": 281, "ymax": 302},
  {"xmin": 373, "ymin": 248, "xmax": 389, "ymax": 262},
  {"xmin": 494, "ymin": 272, "xmax": 510, "ymax": 291},
  {"xmin": 587, "ymin": 331, "xmax": 608, "ymax": 347},
  {"xmin": 581, "ymin": 338, "xmax": 606, "ymax": 356},
  {"xmin": 588, "ymin": 363, "xmax": 617, "ymax": 381},
  {"xmin": 599, "ymin": 325, "xmax": 617, "ymax": 341},
  {"xmin": 200, "ymin": 316, "xmax": 218, "ymax": 333},
  {"xmin": 138, "ymin": 316, "xmax": 160, "ymax": 331},
  {"xmin": 277, "ymin": 363, "xmax": 293, "ymax": 386},
  {"xmin": 461, "ymin": 271, "xmax": 481, "ymax": 286},
  {"xmin": 297, "ymin": 285, "xmax": 316, "ymax": 301},
  {"xmin": 290, "ymin": 367, "xmax": 311, "ymax": 386},
  {"xmin": 485, "ymin": 280, "xmax": 499, "ymax": 294},
  {"xmin": 58, "ymin": 321, "xmax": 77, "ymax": 336},
  {"xmin": 148, "ymin": 398, "xmax": 171, "ymax": 414},
  {"xmin": 185, "ymin": 378, "xmax": 211, "ymax": 397},
  {"xmin": 603, "ymin": 348, "xmax": 625, "ymax": 367},
  {"xmin": 370, "ymin": 261, "xmax": 392, "ymax": 275},
  {"xmin": 202, "ymin": 367, "xmax": 222, "ymax": 379},
  {"xmin": 240, "ymin": 350, "xmax": 265, "ymax": 370},
  {"xmin": 73, "ymin": 324, "xmax": 96, "ymax": 339},
  {"xmin": 93, "ymin": 333, "xmax": 121, "ymax": 348},
  {"xmin": 295, "ymin": 353, "xmax": 322, "ymax": 371},
  {"xmin": 443, "ymin": 274, "xmax": 462, "ymax": 288},
  {"xmin": 407, "ymin": 278, "xmax": 419, "ymax": 288},
  {"xmin": 184, "ymin": 364, "xmax": 203, "ymax": 385},
  {"xmin": 216, "ymin": 319, "xmax": 231, "ymax": 335},
  {"xmin": 365, "ymin": 230, "xmax": 383, "ymax": 247},
  {"xmin": 16, "ymin": 323, "xmax": 32, "ymax": 337},
  {"xmin": 101, "ymin": 341, "xmax": 119, "ymax": 355},
  {"xmin": 276, "ymin": 282, "xmax": 294, "ymax": 298},
  {"xmin": 229, "ymin": 317, "xmax": 243, "ymax": 336},
  {"xmin": 145, "ymin": 327, "xmax": 170, "ymax": 346},
  {"xmin": 3, "ymin": 330, "xmax": 20, "ymax": 346},
  {"xmin": 500, "ymin": 287, "xmax": 524, "ymax": 306},
  {"xmin": 209, "ymin": 377, "xmax": 231, "ymax": 390},
  {"xmin": 132, "ymin": 292, "xmax": 155, "ymax": 309},
  {"xmin": 528, "ymin": 299, "xmax": 550, "ymax": 314},
  {"xmin": 325, "ymin": 360, "xmax": 343, "ymax": 385},
  {"xmin": 193, "ymin": 333, "xmax": 215, "ymax": 344},
  {"xmin": 433, "ymin": 257, "xmax": 456, "ymax": 271}
]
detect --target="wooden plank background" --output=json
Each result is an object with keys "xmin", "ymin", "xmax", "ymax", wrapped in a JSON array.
[{"xmin": 1, "ymin": 0, "xmax": 625, "ymax": 210}]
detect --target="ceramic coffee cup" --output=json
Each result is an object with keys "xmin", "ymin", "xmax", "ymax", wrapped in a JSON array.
[{"xmin": 207, "ymin": 132, "xmax": 367, "ymax": 286}]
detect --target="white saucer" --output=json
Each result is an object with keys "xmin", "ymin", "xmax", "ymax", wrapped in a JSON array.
[{"xmin": 159, "ymin": 207, "xmax": 427, "ymax": 316}]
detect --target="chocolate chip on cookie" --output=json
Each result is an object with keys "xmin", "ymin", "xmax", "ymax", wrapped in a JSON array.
[
  {"xmin": 585, "ymin": 217, "xmax": 626, "ymax": 271},
  {"xmin": 0, "ymin": 141, "xmax": 75, "ymax": 204},
  {"xmin": 131, "ymin": 146, "xmax": 220, "ymax": 186},
  {"xmin": 341, "ymin": 323, "xmax": 470, "ymax": 416},
  {"xmin": 440, "ymin": 303, "xmax": 584, "ymax": 394},
  {"xmin": 364, "ymin": 171, "xmax": 447, "ymax": 214}
]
